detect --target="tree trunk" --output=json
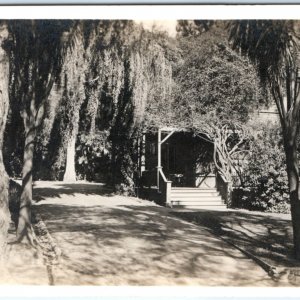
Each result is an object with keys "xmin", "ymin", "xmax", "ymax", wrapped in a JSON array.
[
  {"xmin": 0, "ymin": 157, "xmax": 9, "ymax": 254},
  {"xmin": 0, "ymin": 23, "xmax": 10, "ymax": 254},
  {"xmin": 63, "ymin": 136, "xmax": 76, "ymax": 182},
  {"xmin": 16, "ymin": 119, "xmax": 35, "ymax": 242},
  {"xmin": 284, "ymin": 141, "xmax": 300, "ymax": 259}
]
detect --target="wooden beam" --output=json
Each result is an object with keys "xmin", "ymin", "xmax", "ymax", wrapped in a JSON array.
[
  {"xmin": 158, "ymin": 129, "xmax": 162, "ymax": 168},
  {"xmin": 161, "ymin": 130, "xmax": 175, "ymax": 145},
  {"xmin": 159, "ymin": 127, "xmax": 177, "ymax": 132}
]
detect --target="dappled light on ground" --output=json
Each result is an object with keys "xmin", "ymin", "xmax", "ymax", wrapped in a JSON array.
[
  {"xmin": 2, "ymin": 182, "xmax": 293, "ymax": 285},
  {"xmin": 30, "ymin": 182, "xmax": 279, "ymax": 286},
  {"xmin": 172, "ymin": 209, "xmax": 295, "ymax": 269},
  {"xmin": 33, "ymin": 181, "xmax": 114, "ymax": 202},
  {"xmin": 36, "ymin": 203, "xmax": 276, "ymax": 285}
]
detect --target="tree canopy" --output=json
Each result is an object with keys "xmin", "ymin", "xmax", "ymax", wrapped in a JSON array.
[
  {"xmin": 170, "ymin": 30, "xmax": 261, "ymax": 183},
  {"xmin": 175, "ymin": 30, "xmax": 260, "ymax": 125}
]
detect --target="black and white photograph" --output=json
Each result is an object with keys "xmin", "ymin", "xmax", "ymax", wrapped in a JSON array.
[{"xmin": 0, "ymin": 4, "xmax": 299, "ymax": 289}]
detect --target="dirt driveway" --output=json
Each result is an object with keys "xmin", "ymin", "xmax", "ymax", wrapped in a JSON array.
[{"xmin": 22, "ymin": 181, "xmax": 283, "ymax": 286}]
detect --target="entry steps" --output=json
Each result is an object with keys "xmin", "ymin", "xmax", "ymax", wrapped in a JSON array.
[{"xmin": 170, "ymin": 187, "xmax": 226, "ymax": 209}]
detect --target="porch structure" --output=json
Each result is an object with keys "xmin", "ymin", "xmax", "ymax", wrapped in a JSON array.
[{"xmin": 138, "ymin": 127, "xmax": 231, "ymax": 209}]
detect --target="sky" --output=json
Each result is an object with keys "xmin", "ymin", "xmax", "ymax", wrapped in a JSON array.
[{"xmin": 138, "ymin": 20, "xmax": 178, "ymax": 37}]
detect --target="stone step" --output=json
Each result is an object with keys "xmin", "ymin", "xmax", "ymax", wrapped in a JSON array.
[
  {"xmin": 171, "ymin": 196, "xmax": 222, "ymax": 201},
  {"xmin": 172, "ymin": 188, "xmax": 217, "ymax": 191},
  {"xmin": 172, "ymin": 205, "xmax": 227, "ymax": 210},
  {"xmin": 171, "ymin": 199, "xmax": 224, "ymax": 206},
  {"xmin": 170, "ymin": 187, "xmax": 225, "ymax": 209},
  {"xmin": 171, "ymin": 192, "xmax": 220, "ymax": 197}
]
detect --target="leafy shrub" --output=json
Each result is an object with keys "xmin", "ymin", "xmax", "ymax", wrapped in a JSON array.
[
  {"xmin": 114, "ymin": 183, "xmax": 135, "ymax": 196},
  {"xmin": 76, "ymin": 131, "xmax": 111, "ymax": 182},
  {"xmin": 239, "ymin": 124, "xmax": 290, "ymax": 213}
]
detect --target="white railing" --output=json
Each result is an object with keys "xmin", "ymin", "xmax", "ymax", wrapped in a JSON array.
[{"xmin": 157, "ymin": 167, "xmax": 172, "ymax": 206}]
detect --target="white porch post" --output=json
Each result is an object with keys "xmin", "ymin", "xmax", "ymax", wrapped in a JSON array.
[
  {"xmin": 165, "ymin": 181, "xmax": 172, "ymax": 205},
  {"xmin": 157, "ymin": 128, "xmax": 162, "ymax": 190}
]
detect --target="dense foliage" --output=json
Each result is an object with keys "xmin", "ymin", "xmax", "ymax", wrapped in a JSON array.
[
  {"xmin": 236, "ymin": 123, "xmax": 290, "ymax": 213},
  {"xmin": 81, "ymin": 24, "xmax": 173, "ymax": 191},
  {"xmin": 76, "ymin": 132, "xmax": 110, "ymax": 182},
  {"xmin": 175, "ymin": 30, "xmax": 260, "ymax": 123},
  {"xmin": 173, "ymin": 30, "xmax": 260, "ymax": 183}
]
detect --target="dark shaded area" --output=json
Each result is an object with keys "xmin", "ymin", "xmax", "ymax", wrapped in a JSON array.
[
  {"xmin": 108, "ymin": 59, "xmax": 138, "ymax": 190},
  {"xmin": 3, "ymin": 104, "xmax": 24, "ymax": 179},
  {"xmin": 33, "ymin": 183, "xmax": 114, "ymax": 202},
  {"xmin": 8, "ymin": 179, "xmax": 22, "ymax": 226},
  {"xmin": 143, "ymin": 132, "xmax": 213, "ymax": 188},
  {"xmin": 163, "ymin": 133, "xmax": 213, "ymax": 186},
  {"xmin": 138, "ymin": 187, "xmax": 165, "ymax": 206},
  {"xmin": 37, "ymin": 110, "xmax": 66, "ymax": 181},
  {"xmin": 172, "ymin": 209, "xmax": 297, "ymax": 268}
]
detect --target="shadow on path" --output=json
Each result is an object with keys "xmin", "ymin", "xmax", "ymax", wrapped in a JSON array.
[
  {"xmin": 172, "ymin": 210, "xmax": 296, "ymax": 269},
  {"xmin": 33, "ymin": 182, "xmax": 114, "ymax": 202},
  {"xmin": 35, "ymin": 199, "xmax": 278, "ymax": 286}
]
